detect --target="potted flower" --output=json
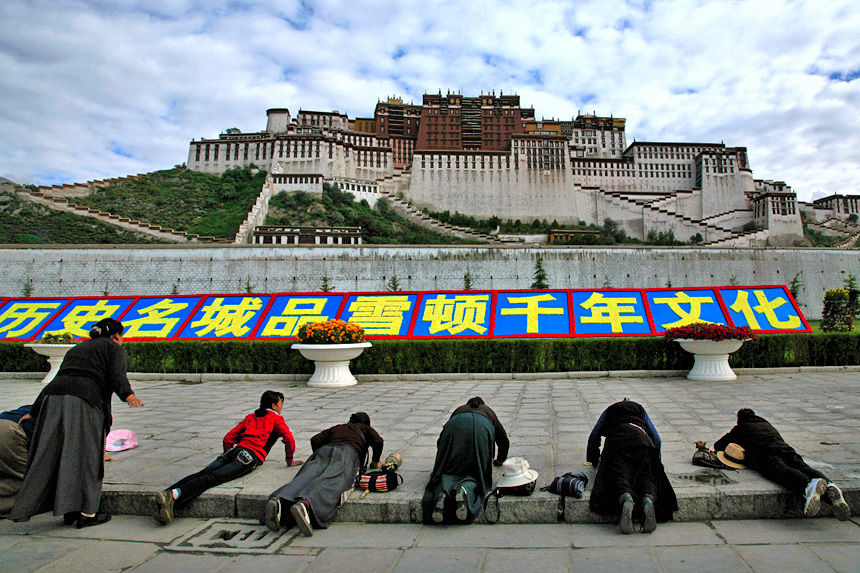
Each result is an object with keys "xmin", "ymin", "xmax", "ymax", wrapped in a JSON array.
[
  {"xmin": 664, "ymin": 322, "xmax": 756, "ymax": 381},
  {"xmin": 291, "ymin": 320, "xmax": 371, "ymax": 387},
  {"xmin": 25, "ymin": 332, "xmax": 82, "ymax": 384}
]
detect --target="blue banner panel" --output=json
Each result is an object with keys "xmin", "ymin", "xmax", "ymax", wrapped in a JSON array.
[
  {"xmin": 646, "ymin": 289, "xmax": 728, "ymax": 333},
  {"xmin": 40, "ymin": 298, "xmax": 136, "ymax": 339},
  {"xmin": 339, "ymin": 294, "xmax": 417, "ymax": 337},
  {"xmin": 413, "ymin": 292, "xmax": 492, "ymax": 338},
  {"xmin": 571, "ymin": 290, "xmax": 652, "ymax": 335},
  {"xmin": 256, "ymin": 295, "xmax": 345, "ymax": 339},
  {"xmin": 178, "ymin": 295, "xmax": 271, "ymax": 339},
  {"xmin": 0, "ymin": 299, "xmax": 68, "ymax": 340},
  {"xmin": 494, "ymin": 291, "xmax": 570, "ymax": 336},
  {"xmin": 718, "ymin": 287, "xmax": 808, "ymax": 332},
  {"xmin": 121, "ymin": 297, "xmax": 203, "ymax": 339}
]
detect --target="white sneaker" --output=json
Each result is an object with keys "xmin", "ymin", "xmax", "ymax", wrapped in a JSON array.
[
  {"xmin": 291, "ymin": 501, "xmax": 314, "ymax": 537},
  {"xmin": 803, "ymin": 478, "xmax": 827, "ymax": 517},
  {"xmin": 455, "ymin": 486, "xmax": 468, "ymax": 521},
  {"xmin": 825, "ymin": 483, "xmax": 851, "ymax": 521}
]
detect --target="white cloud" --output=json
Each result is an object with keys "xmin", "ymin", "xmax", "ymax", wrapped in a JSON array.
[{"xmin": 1, "ymin": 0, "xmax": 859, "ymax": 200}]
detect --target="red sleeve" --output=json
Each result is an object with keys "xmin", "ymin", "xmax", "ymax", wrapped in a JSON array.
[
  {"xmin": 223, "ymin": 418, "xmax": 246, "ymax": 452},
  {"xmin": 276, "ymin": 417, "xmax": 296, "ymax": 464}
]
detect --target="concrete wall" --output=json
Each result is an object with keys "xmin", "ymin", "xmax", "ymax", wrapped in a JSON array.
[{"xmin": 1, "ymin": 245, "xmax": 856, "ymax": 319}]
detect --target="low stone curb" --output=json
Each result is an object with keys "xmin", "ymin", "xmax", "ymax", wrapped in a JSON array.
[{"xmin": 101, "ymin": 487, "xmax": 858, "ymax": 524}]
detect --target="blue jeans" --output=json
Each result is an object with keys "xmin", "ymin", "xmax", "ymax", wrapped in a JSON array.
[{"xmin": 169, "ymin": 447, "xmax": 260, "ymax": 509}]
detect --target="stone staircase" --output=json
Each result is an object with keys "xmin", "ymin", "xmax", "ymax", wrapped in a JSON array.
[
  {"xmin": 601, "ymin": 190, "xmax": 737, "ymax": 244},
  {"xmin": 377, "ymin": 169, "xmax": 506, "ymax": 244}
]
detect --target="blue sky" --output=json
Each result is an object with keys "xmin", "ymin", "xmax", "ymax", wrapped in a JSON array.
[{"xmin": 1, "ymin": 0, "xmax": 859, "ymax": 202}]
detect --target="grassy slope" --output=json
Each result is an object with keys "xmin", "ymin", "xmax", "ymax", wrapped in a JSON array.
[
  {"xmin": 0, "ymin": 189, "xmax": 164, "ymax": 244},
  {"xmin": 69, "ymin": 166, "xmax": 266, "ymax": 239}
]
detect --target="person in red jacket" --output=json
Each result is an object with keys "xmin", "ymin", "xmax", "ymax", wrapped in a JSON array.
[{"xmin": 153, "ymin": 390, "xmax": 302, "ymax": 525}]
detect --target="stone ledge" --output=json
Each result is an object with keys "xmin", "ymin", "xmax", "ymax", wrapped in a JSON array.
[{"xmin": 99, "ymin": 487, "xmax": 858, "ymax": 524}]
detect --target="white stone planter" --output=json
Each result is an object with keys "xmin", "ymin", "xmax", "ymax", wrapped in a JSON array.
[
  {"xmin": 291, "ymin": 342, "xmax": 372, "ymax": 387},
  {"xmin": 24, "ymin": 343, "xmax": 76, "ymax": 384},
  {"xmin": 676, "ymin": 339, "xmax": 745, "ymax": 381}
]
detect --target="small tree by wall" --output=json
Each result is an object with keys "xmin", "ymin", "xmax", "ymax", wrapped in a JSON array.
[
  {"xmin": 530, "ymin": 254, "xmax": 549, "ymax": 289},
  {"xmin": 463, "ymin": 271, "xmax": 473, "ymax": 290},
  {"xmin": 386, "ymin": 275, "xmax": 402, "ymax": 291},
  {"xmin": 320, "ymin": 276, "xmax": 333, "ymax": 292},
  {"xmin": 789, "ymin": 272, "xmax": 805, "ymax": 307},
  {"xmin": 821, "ymin": 289, "xmax": 854, "ymax": 332},
  {"xmin": 843, "ymin": 274, "xmax": 860, "ymax": 318}
]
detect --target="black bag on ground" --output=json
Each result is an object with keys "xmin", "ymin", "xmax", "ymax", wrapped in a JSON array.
[
  {"xmin": 692, "ymin": 449, "xmax": 731, "ymax": 470},
  {"xmin": 540, "ymin": 472, "xmax": 588, "ymax": 498}
]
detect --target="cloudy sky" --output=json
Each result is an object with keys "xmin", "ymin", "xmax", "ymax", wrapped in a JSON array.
[{"xmin": 2, "ymin": 0, "xmax": 859, "ymax": 202}]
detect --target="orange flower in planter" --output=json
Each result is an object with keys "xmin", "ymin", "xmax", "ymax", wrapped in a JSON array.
[{"xmin": 297, "ymin": 319, "xmax": 366, "ymax": 344}]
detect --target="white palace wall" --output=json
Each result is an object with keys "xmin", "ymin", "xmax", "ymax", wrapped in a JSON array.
[
  {"xmin": 408, "ymin": 157, "xmax": 590, "ymax": 225},
  {"xmin": 0, "ymin": 245, "xmax": 854, "ymax": 319}
]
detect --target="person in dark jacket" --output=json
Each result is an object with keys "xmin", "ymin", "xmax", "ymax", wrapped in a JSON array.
[
  {"xmin": 153, "ymin": 390, "xmax": 302, "ymax": 525},
  {"xmin": 264, "ymin": 412, "xmax": 384, "ymax": 537},
  {"xmin": 699, "ymin": 408, "xmax": 851, "ymax": 520},
  {"xmin": 587, "ymin": 399, "xmax": 677, "ymax": 534},
  {"xmin": 0, "ymin": 405, "xmax": 34, "ymax": 518},
  {"xmin": 422, "ymin": 396, "xmax": 510, "ymax": 524},
  {"xmin": 9, "ymin": 318, "xmax": 144, "ymax": 528}
]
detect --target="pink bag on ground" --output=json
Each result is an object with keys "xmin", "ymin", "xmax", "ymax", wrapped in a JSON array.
[{"xmin": 104, "ymin": 429, "xmax": 137, "ymax": 452}]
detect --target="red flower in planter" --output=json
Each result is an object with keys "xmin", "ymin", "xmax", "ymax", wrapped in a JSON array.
[{"xmin": 663, "ymin": 322, "xmax": 756, "ymax": 342}]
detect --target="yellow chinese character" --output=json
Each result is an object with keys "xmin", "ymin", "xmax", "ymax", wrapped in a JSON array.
[
  {"xmin": 44, "ymin": 300, "xmax": 120, "ymax": 337},
  {"xmin": 729, "ymin": 290, "xmax": 801, "ymax": 330},
  {"xmin": 123, "ymin": 299, "xmax": 189, "ymax": 338},
  {"xmin": 500, "ymin": 294, "xmax": 564, "ymax": 334},
  {"xmin": 348, "ymin": 296, "xmax": 412, "ymax": 335},
  {"xmin": 579, "ymin": 292, "xmax": 644, "ymax": 333},
  {"xmin": 422, "ymin": 294, "xmax": 489, "ymax": 335},
  {"xmin": 260, "ymin": 298, "xmax": 330, "ymax": 337},
  {"xmin": 652, "ymin": 292, "xmax": 717, "ymax": 329},
  {"xmin": 190, "ymin": 297, "xmax": 263, "ymax": 337},
  {"xmin": 0, "ymin": 302, "xmax": 63, "ymax": 338}
]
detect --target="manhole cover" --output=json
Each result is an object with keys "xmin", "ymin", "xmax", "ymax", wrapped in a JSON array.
[
  {"xmin": 167, "ymin": 519, "xmax": 295, "ymax": 554},
  {"xmin": 676, "ymin": 470, "xmax": 736, "ymax": 485}
]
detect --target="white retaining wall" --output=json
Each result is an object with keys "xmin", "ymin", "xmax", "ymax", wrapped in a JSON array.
[{"xmin": 0, "ymin": 245, "xmax": 856, "ymax": 319}]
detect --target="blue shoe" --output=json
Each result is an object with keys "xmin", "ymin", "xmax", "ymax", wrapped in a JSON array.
[
  {"xmin": 803, "ymin": 478, "xmax": 827, "ymax": 517},
  {"xmin": 642, "ymin": 497, "xmax": 657, "ymax": 533},
  {"xmin": 619, "ymin": 493, "xmax": 634, "ymax": 534}
]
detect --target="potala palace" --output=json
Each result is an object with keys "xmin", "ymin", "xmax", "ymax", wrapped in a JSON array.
[{"xmin": 187, "ymin": 91, "xmax": 857, "ymax": 247}]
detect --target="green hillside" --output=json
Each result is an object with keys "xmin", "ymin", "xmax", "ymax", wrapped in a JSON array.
[
  {"xmin": 69, "ymin": 166, "xmax": 266, "ymax": 239},
  {"xmin": 0, "ymin": 187, "xmax": 164, "ymax": 244},
  {"xmin": 266, "ymin": 183, "xmax": 479, "ymax": 245}
]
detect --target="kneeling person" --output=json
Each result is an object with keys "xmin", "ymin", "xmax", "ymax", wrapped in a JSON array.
[
  {"xmin": 264, "ymin": 412, "xmax": 384, "ymax": 537},
  {"xmin": 154, "ymin": 391, "xmax": 302, "ymax": 524}
]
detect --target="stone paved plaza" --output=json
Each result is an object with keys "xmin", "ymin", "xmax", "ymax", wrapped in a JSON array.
[{"xmin": 1, "ymin": 368, "xmax": 859, "ymax": 570}]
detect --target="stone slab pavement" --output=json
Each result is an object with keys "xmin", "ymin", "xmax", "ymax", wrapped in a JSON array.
[
  {"xmin": 0, "ymin": 367, "xmax": 858, "ymax": 527},
  {"xmin": 1, "ymin": 514, "xmax": 859, "ymax": 572}
]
